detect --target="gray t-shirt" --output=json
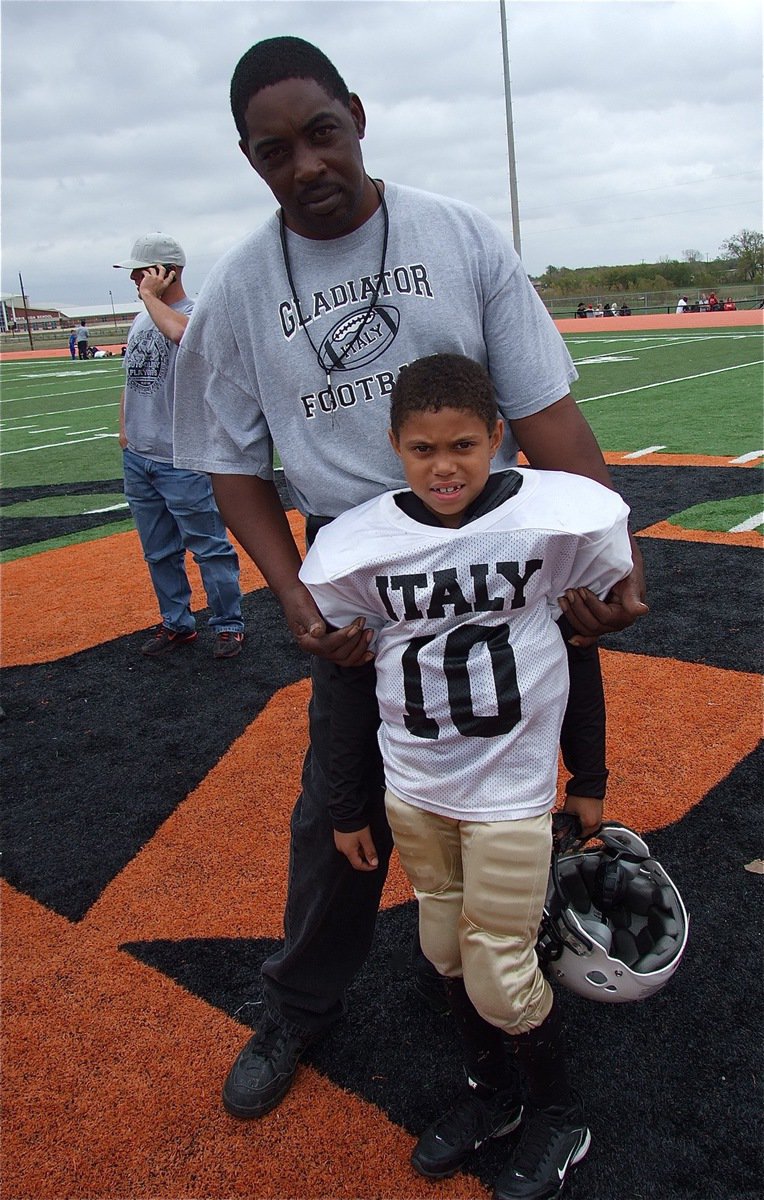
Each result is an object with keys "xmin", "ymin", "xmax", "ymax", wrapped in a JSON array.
[
  {"xmin": 174, "ymin": 183, "xmax": 577, "ymax": 516},
  {"xmin": 124, "ymin": 298, "xmax": 195, "ymax": 464}
]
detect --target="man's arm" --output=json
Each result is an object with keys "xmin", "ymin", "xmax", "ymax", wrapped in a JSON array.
[
  {"xmin": 119, "ymin": 389, "xmax": 127, "ymax": 449},
  {"xmin": 138, "ymin": 268, "xmax": 189, "ymax": 344},
  {"xmin": 211, "ymin": 473, "xmax": 372, "ymax": 664},
  {"xmin": 510, "ymin": 393, "xmax": 648, "ymax": 638}
]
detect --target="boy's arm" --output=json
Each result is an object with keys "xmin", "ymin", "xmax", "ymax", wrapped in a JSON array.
[
  {"xmin": 301, "ymin": 547, "xmax": 385, "ymax": 871},
  {"xmin": 328, "ymin": 660, "xmax": 381, "ymax": 871},
  {"xmin": 558, "ymin": 614, "xmax": 607, "ymax": 839}
]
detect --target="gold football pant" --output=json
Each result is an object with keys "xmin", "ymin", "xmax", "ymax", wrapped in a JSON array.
[{"xmin": 385, "ymin": 790, "xmax": 553, "ymax": 1034}]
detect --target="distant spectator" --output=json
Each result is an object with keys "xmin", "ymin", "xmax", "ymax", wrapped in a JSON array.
[
  {"xmin": 8, "ymin": 317, "xmax": 17, "ymax": 334},
  {"xmin": 575, "ymin": 302, "xmax": 587, "ymax": 319},
  {"xmin": 93, "ymin": 348, "xmax": 113, "ymax": 358},
  {"xmin": 723, "ymin": 297, "xmax": 737, "ymax": 312},
  {"xmin": 675, "ymin": 296, "xmax": 688, "ymax": 314},
  {"xmin": 603, "ymin": 303, "xmax": 614, "ymax": 317},
  {"xmin": 593, "ymin": 304, "xmax": 604, "ymax": 317},
  {"xmin": 121, "ymin": 345, "xmax": 127, "ymax": 356},
  {"xmin": 586, "ymin": 304, "xmax": 594, "ymax": 317},
  {"xmin": 708, "ymin": 292, "xmax": 719, "ymax": 312},
  {"xmin": 75, "ymin": 320, "xmax": 89, "ymax": 358},
  {"xmin": 619, "ymin": 302, "xmax": 631, "ymax": 316},
  {"xmin": 699, "ymin": 293, "xmax": 709, "ymax": 312},
  {"xmin": 114, "ymin": 231, "xmax": 245, "ymax": 659},
  {"xmin": 68, "ymin": 330, "xmax": 77, "ymax": 360}
]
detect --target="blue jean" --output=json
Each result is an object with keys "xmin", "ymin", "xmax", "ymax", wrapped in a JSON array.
[{"xmin": 123, "ymin": 448, "xmax": 243, "ymax": 634}]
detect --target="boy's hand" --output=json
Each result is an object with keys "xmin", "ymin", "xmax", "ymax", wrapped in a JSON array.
[
  {"xmin": 334, "ymin": 826, "xmax": 379, "ymax": 871},
  {"xmin": 563, "ymin": 795, "xmax": 603, "ymax": 840}
]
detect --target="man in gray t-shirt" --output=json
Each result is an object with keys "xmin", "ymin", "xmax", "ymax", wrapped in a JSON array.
[
  {"xmin": 115, "ymin": 232, "xmax": 244, "ymax": 659},
  {"xmin": 173, "ymin": 37, "xmax": 647, "ymax": 1133},
  {"xmin": 74, "ymin": 321, "xmax": 89, "ymax": 359}
]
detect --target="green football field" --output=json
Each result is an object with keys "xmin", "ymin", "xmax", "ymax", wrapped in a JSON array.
[
  {"xmin": 1, "ymin": 325, "xmax": 762, "ymax": 561},
  {"xmin": 565, "ymin": 326, "xmax": 763, "ymax": 456}
]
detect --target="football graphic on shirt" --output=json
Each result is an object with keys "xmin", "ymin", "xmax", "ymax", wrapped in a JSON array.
[{"xmin": 317, "ymin": 305, "xmax": 400, "ymax": 371}]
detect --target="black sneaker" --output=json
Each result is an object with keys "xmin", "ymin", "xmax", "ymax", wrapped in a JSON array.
[
  {"xmin": 412, "ymin": 962, "xmax": 450, "ymax": 1016},
  {"xmin": 222, "ymin": 1016, "xmax": 310, "ymax": 1119},
  {"xmin": 214, "ymin": 631, "xmax": 244, "ymax": 659},
  {"xmin": 140, "ymin": 624, "xmax": 197, "ymax": 656},
  {"xmin": 412, "ymin": 1079, "xmax": 523, "ymax": 1179},
  {"xmin": 492, "ymin": 1098, "xmax": 590, "ymax": 1200}
]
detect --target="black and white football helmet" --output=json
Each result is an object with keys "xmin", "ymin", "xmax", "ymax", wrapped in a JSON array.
[{"xmin": 537, "ymin": 821, "xmax": 689, "ymax": 1003}]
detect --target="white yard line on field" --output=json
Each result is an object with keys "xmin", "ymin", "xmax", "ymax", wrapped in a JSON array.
[
  {"xmin": 0, "ymin": 433, "xmax": 118, "ymax": 456},
  {"xmin": 729, "ymin": 512, "xmax": 764, "ymax": 533},
  {"xmin": 569, "ymin": 332, "xmax": 760, "ymax": 354},
  {"xmin": 576, "ymin": 359, "xmax": 764, "ymax": 403},
  {"xmin": 83, "ymin": 503, "xmax": 130, "ymax": 514},
  {"xmin": 624, "ymin": 446, "xmax": 667, "ymax": 458},
  {"xmin": 730, "ymin": 451, "xmax": 764, "ymax": 464},
  {"xmin": 0, "ymin": 384, "xmax": 123, "ymax": 404},
  {"xmin": 15, "ymin": 426, "xmax": 73, "ymax": 434},
  {"xmin": 1, "ymin": 402, "xmax": 120, "ymax": 421}
]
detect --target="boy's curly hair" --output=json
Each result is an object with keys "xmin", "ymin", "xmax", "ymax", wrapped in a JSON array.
[{"xmin": 390, "ymin": 354, "xmax": 498, "ymax": 437}]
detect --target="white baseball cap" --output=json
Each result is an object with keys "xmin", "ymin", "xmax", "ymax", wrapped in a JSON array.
[{"xmin": 113, "ymin": 233, "xmax": 186, "ymax": 269}]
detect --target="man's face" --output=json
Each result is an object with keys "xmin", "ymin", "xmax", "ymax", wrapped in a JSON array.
[
  {"xmin": 130, "ymin": 267, "xmax": 150, "ymax": 293},
  {"xmin": 239, "ymin": 77, "xmax": 375, "ymax": 240}
]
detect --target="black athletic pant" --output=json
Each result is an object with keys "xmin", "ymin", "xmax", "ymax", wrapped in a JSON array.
[{"xmin": 260, "ymin": 653, "xmax": 392, "ymax": 1037}]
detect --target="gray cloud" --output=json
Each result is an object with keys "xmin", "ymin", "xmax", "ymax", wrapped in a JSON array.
[{"xmin": 2, "ymin": 0, "xmax": 761, "ymax": 306}]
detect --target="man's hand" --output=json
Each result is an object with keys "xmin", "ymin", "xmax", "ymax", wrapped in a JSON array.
[
  {"xmin": 558, "ymin": 535, "xmax": 648, "ymax": 646},
  {"xmin": 138, "ymin": 265, "xmax": 175, "ymax": 301},
  {"xmin": 334, "ymin": 826, "xmax": 379, "ymax": 871},
  {"xmin": 558, "ymin": 579, "xmax": 649, "ymax": 646},
  {"xmin": 280, "ymin": 582, "xmax": 374, "ymax": 665}
]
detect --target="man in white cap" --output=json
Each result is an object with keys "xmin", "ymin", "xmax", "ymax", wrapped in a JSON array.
[{"xmin": 114, "ymin": 233, "xmax": 245, "ymax": 658}]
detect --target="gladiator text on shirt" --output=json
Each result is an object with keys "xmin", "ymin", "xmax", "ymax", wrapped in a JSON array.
[{"xmin": 278, "ymin": 263, "xmax": 433, "ymax": 339}]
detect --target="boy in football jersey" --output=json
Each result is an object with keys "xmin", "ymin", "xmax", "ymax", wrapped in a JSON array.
[{"xmin": 299, "ymin": 353, "xmax": 632, "ymax": 1200}]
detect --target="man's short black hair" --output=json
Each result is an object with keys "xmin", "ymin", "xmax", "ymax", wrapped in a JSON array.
[
  {"xmin": 390, "ymin": 354, "xmax": 499, "ymax": 437},
  {"xmin": 231, "ymin": 36, "xmax": 351, "ymax": 140}
]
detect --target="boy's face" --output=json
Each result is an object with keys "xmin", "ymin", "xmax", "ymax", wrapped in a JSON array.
[{"xmin": 389, "ymin": 406, "xmax": 504, "ymax": 527}]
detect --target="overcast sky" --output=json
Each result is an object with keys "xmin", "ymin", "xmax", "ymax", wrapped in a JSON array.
[{"xmin": 2, "ymin": 0, "xmax": 761, "ymax": 308}]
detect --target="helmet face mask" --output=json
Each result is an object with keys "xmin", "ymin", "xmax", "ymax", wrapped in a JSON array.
[{"xmin": 537, "ymin": 822, "xmax": 689, "ymax": 1003}]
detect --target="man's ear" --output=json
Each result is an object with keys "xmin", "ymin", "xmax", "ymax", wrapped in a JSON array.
[
  {"xmin": 349, "ymin": 94, "xmax": 367, "ymax": 140},
  {"xmin": 388, "ymin": 427, "xmax": 401, "ymax": 457}
]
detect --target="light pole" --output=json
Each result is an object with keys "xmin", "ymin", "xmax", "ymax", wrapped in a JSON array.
[
  {"xmin": 109, "ymin": 290, "xmax": 118, "ymax": 330},
  {"xmin": 499, "ymin": 0, "xmax": 522, "ymax": 258},
  {"xmin": 18, "ymin": 272, "xmax": 34, "ymax": 350}
]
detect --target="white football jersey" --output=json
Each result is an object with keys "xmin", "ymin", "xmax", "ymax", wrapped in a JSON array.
[{"xmin": 300, "ymin": 470, "xmax": 632, "ymax": 822}]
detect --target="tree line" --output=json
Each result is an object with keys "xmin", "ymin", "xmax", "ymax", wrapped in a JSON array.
[{"xmin": 534, "ymin": 228, "xmax": 763, "ymax": 298}]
